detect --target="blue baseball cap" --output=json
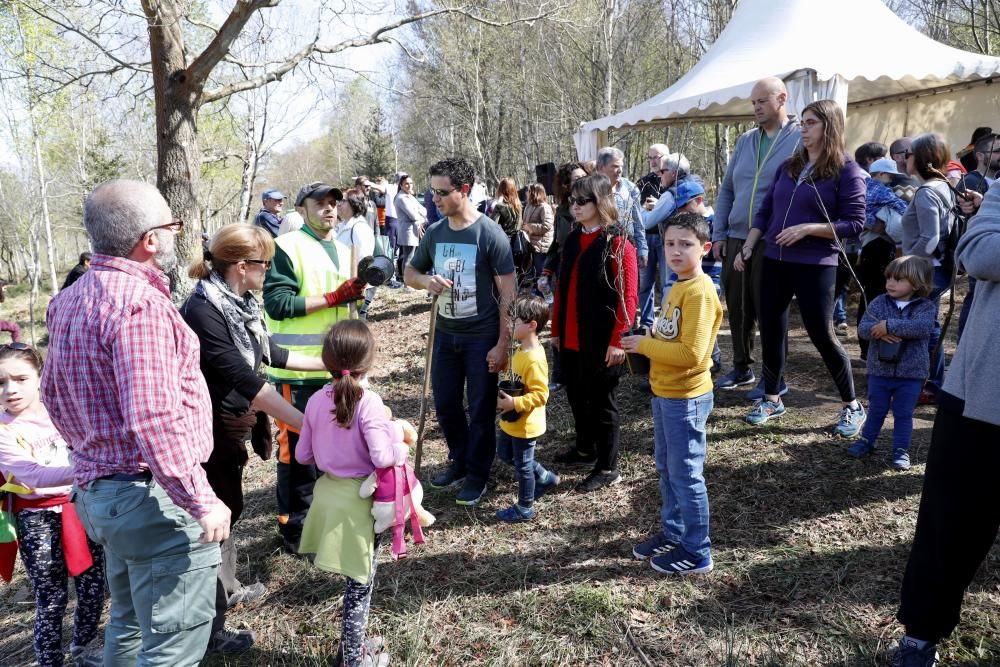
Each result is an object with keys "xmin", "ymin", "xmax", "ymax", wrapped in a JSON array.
[
  {"xmin": 673, "ymin": 179, "xmax": 705, "ymax": 210},
  {"xmin": 262, "ymin": 189, "xmax": 285, "ymax": 202},
  {"xmin": 868, "ymin": 157, "xmax": 902, "ymax": 177}
]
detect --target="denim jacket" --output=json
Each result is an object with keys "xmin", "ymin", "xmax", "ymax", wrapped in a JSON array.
[{"xmin": 858, "ymin": 294, "xmax": 936, "ymax": 380}]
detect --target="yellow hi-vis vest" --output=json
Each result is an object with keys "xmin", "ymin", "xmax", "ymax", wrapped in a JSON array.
[{"xmin": 265, "ymin": 229, "xmax": 352, "ymax": 384}]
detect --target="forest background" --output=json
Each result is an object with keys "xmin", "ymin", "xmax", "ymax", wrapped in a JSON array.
[{"xmin": 0, "ymin": 0, "xmax": 996, "ymax": 326}]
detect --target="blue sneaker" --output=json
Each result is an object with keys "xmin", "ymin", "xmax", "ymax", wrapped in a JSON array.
[
  {"xmin": 746, "ymin": 378, "xmax": 789, "ymax": 401},
  {"xmin": 649, "ymin": 546, "xmax": 713, "ymax": 576},
  {"xmin": 890, "ymin": 637, "xmax": 938, "ymax": 666},
  {"xmin": 715, "ymin": 367, "xmax": 755, "ymax": 389},
  {"xmin": 746, "ymin": 399, "xmax": 785, "ymax": 425},
  {"xmin": 632, "ymin": 532, "xmax": 678, "ymax": 560},
  {"xmin": 430, "ymin": 461, "xmax": 466, "ymax": 489},
  {"xmin": 847, "ymin": 437, "xmax": 875, "ymax": 458},
  {"xmin": 833, "ymin": 404, "xmax": 867, "ymax": 438},
  {"xmin": 533, "ymin": 472, "xmax": 561, "ymax": 500},
  {"xmin": 496, "ymin": 504, "xmax": 535, "ymax": 523},
  {"xmin": 455, "ymin": 480, "xmax": 487, "ymax": 506},
  {"xmin": 891, "ymin": 448, "xmax": 911, "ymax": 470}
]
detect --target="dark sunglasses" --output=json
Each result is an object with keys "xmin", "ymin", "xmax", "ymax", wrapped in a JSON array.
[
  {"xmin": 1, "ymin": 342, "xmax": 33, "ymax": 352},
  {"xmin": 244, "ymin": 259, "xmax": 272, "ymax": 269},
  {"xmin": 430, "ymin": 187, "xmax": 459, "ymax": 197},
  {"xmin": 904, "ymin": 151, "xmax": 914, "ymax": 159},
  {"xmin": 569, "ymin": 196, "xmax": 596, "ymax": 206}
]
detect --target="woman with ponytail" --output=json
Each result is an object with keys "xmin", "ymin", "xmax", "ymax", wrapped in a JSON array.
[
  {"xmin": 181, "ymin": 223, "xmax": 326, "ymax": 654},
  {"xmin": 295, "ymin": 319, "xmax": 406, "ymax": 666}
]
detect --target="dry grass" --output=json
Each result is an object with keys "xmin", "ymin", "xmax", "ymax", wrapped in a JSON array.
[{"xmin": 2, "ymin": 281, "xmax": 1000, "ymax": 666}]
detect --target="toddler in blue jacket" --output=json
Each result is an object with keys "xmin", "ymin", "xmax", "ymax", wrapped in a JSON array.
[{"xmin": 851, "ymin": 255, "xmax": 937, "ymax": 469}]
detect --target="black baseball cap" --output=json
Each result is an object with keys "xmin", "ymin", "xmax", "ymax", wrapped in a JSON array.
[{"xmin": 294, "ymin": 182, "xmax": 343, "ymax": 207}]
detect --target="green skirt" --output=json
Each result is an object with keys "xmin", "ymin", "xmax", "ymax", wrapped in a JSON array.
[{"xmin": 298, "ymin": 474, "xmax": 375, "ymax": 585}]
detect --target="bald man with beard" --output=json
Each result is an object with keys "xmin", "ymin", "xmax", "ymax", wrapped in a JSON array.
[{"xmin": 713, "ymin": 77, "xmax": 801, "ymax": 398}]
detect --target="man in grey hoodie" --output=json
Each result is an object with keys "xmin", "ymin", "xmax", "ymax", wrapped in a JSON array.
[
  {"xmin": 890, "ymin": 182, "xmax": 1000, "ymax": 666},
  {"xmin": 713, "ymin": 77, "xmax": 800, "ymax": 397}
]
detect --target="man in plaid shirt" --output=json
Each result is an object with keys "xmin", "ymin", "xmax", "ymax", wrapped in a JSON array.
[{"xmin": 42, "ymin": 180, "xmax": 231, "ymax": 665}]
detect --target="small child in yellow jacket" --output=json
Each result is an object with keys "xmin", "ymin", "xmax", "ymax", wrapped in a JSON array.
[
  {"xmin": 621, "ymin": 212, "xmax": 722, "ymax": 575},
  {"xmin": 495, "ymin": 297, "xmax": 560, "ymax": 522}
]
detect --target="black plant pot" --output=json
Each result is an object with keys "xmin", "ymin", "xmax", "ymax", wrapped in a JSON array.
[
  {"xmin": 498, "ymin": 379, "xmax": 524, "ymax": 422},
  {"xmin": 626, "ymin": 326, "xmax": 650, "ymax": 375}
]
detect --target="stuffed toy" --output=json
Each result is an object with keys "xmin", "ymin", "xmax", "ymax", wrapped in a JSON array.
[{"xmin": 359, "ymin": 410, "xmax": 435, "ymax": 559}]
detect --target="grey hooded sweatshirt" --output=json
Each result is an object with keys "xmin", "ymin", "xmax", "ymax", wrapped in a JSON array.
[
  {"xmin": 942, "ymin": 182, "xmax": 1000, "ymax": 426},
  {"xmin": 713, "ymin": 119, "xmax": 801, "ymax": 242}
]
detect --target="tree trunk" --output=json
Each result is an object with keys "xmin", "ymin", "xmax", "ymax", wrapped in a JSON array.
[
  {"xmin": 32, "ymin": 131, "xmax": 59, "ymax": 297},
  {"xmin": 143, "ymin": 0, "xmax": 204, "ymax": 301}
]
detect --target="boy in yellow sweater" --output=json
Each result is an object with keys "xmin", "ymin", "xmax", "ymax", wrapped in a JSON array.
[
  {"xmin": 621, "ymin": 212, "xmax": 723, "ymax": 575},
  {"xmin": 495, "ymin": 297, "xmax": 560, "ymax": 522}
]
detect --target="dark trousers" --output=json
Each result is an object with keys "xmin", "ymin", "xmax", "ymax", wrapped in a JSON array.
[
  {"xmin": 396, "ymin": 245, "xmax": 415, "ymax": 282},
  {"xmin": 384, "ymin": 216, "xmax": 398, "ymax": 251},
  {"xmin": 856, "ymin": 238, "xmax": 896, "ymax": 358},
  {"xmin": 496, "ymin": 431, "xmax": 552, "ymax": 508},
  {"xmin": 16, "ymin": 509, "xmax": 105, "ymax": 667},
  {"xmin": 720, "ymin": 238, "xmax": 765, "ymax": 373},
  {"xmin": 275, "ymin": 384, "xmax": 322, "ymax": 542},
  {"xmin": 759, "ymin": 258, "xmax": 856, "ymax": 401},
  {"xmin": 898, "ymin": 393, "xmax": 1000, "ymax": 643},
  {"xmin": 204, "ymin": 411, "xmax": 254, "ymax": 635},
  {"xmin": 430, "ymin": 331, "xmax": 499, "ymax": 485},
  {"xmin": 560, "ymin": 348, "xmax": 622, "ymax": 472}
]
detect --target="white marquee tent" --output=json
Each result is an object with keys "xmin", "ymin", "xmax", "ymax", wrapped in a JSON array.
[{"xmin": 574, "ymin": 0, "xmax": 1000, "ymax": 160}]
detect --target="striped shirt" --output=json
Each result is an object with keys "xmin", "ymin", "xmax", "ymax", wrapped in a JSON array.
[{"xmin": 41, "ymin": 254, "xmax": 219, "ymax": 519}]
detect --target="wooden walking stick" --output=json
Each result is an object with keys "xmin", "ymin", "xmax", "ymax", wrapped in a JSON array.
[{"xmin": 414, "ymin": 294, "xmax": 439, "ymax": 476}]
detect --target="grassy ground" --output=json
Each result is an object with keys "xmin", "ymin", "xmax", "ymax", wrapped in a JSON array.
[{"xmin": 2, "ymin": 280, "xmax": 999, "ymax": 666}]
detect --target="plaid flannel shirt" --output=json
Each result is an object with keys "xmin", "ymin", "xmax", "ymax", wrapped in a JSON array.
[{"xmin": 41, "ymin": 254, "xmax": 219, "ymax": 519}]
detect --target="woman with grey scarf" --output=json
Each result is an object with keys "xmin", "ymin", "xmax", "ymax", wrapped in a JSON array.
[{"xmin": 181, "ymin": 224, "xmax": 325, "ymax": 655}]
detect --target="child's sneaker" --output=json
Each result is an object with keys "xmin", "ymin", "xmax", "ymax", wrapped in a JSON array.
[
  {"xmin": 496, "ymin": 504, "xmax": 535, "ymax": 523},
  {"xmin": 847, "ymin": 437, "xmax": 876, "ymax": 458},
  {"xmin": 891, "ymin": 448, "xmax": 911, "ymax": 470},
  {"xmin": 534, "ymin": 471, "xmax": 561, "ymax": 499},
  {"xmin": 746, "ymin": 398, "xmax": 784, "ymax": 425},
  {"xmin": 632, "ymin": 532, "xmax": 678, "ymax": 560},
  {"xmin": 889, "ymin": 637, "xmax": 938, "ymax": 666},
  {"xmin": 455, "ymin": 480, "xmax": 487, "ymax": 506},
  {"xmin": 834, "ymin": 403, "xmax": 867, "ymax": 438},
  {"xmin": 649, "ymin": 546, "xmax": 713, "ymax": 576}
]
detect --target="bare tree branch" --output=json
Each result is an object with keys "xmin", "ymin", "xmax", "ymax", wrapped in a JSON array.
[{"xmin": 187, "ymin": 0, "xmax": 280, "ymax": 87}]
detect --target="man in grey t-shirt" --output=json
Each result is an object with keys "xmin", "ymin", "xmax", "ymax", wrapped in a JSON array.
[{"xmin": 405, "ymin": 157, "xmax": 516, "ymax": 506}]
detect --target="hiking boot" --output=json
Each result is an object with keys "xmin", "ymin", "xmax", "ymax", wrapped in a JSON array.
[
  {"xmin": 649, "ymin": 546, "xmax": 713, "ymax": 576},
  {"xmin": 430, "ymin": 461, "xmax": 466, "ymax": 489},
  {"xmin": 746, "ymin": 378, "xmax": 788, "ymax": 401},
  {"xmin": 496, "ymin": 504, "xmax": 535, "ymax": 523},
  {"xmin": 846, "ymin": 437, "xmax": 875, "ymax": 458},
  {"xmin": 69, "ymin": 638, "xmax": 103, "ymax": 667},
  {"xmin": 715, "ymin": 367, "xmax": 755, "ymax": 390},
  {"xmin": 889, "ymin": 638, "xmax": 938, "ymax": 666},
  {"xmin": 632, "ymin": 532, "xmax": 678, "ymax": 560},
  {"xmin": 746, "ymin": 399, "xmax": 785, "ymax": 425},
  {"xmin": 891, "ymin": 448, "xmax": 912, "ymax": 470},
  {"xmin": 455, "ymin": 479, "xmax": 487, "ymax": 506},
  {"xmin": 553, "ymin": 448, "xmax": 598, "ymax": 466},
  {"xmin": 575, "ymin": 469, "xmax": 621, "ymax": 493},
  {"xmin": 833, "ymin": 404, "xmax": 867, "ymax": 438},
  {"xmin": 207, "ymin": 627, "xmax": 255, "ymax": 654},
  {"xmin": 227, "ymin": 581, "xmax": 267, "ymax": 608},
  {"xmin": 534, "ymin": 471, "xmax": 561, "ymax": 500}
]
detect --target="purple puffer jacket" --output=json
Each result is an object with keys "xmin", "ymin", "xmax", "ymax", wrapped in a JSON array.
[{"xmin": 752, "ymin": 157, "xmax": 866, "ymax": 266}]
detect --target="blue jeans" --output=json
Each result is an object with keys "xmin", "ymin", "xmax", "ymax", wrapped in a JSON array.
[
  {"xmin": 926, "ymin": 266, "xmax": 950, "ymax": 393},
  {"xmin": 833, "ymin": 292, "xmax": 847, "ymax": 324},
  {"xmin": 652, "ymin": 391, "xmax": 714, "ymax": 559},
  {"xmin": 862, "ymin": 376, "xmax": 923, "ymax": 449},
  {"xmin": 496, "ymin": 430, "xmax": 552, "ymax": 507},
  {"xmin": 431, "ymin": 330, "xmax": 499, "ymax": 485},
  {"xmin": 638, "ymin": 232, "xmax": 667, "ymax": 328},
  {"xmin": 74, "ymin": 479, "xmax": 220, "ymax": 666}
]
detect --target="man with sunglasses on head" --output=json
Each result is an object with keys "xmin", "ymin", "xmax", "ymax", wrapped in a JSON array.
[
  {"xmin": 713, "ymin": 76, "xmax": 800, "ymax": 398},
  {"xmin": 404, "ymin": 158, "xmax": 516, "ymax": 507},
  {"xmin": 42, "ymin": 180, "xmax": 229, "ymax": 665},
  {"xmin": 262, "ymin": 182, "xmax": 367, "ymax": 554}
]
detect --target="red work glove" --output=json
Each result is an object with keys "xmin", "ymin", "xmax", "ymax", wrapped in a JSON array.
[{"xmin": 325, "ymin": 277, "xmax": 366, "ymax": 307}]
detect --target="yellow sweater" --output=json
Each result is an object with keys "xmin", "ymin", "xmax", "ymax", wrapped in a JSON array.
[
  {"xmin": 637, "ymin": 273, "xmax": 723, "ymax": 399},
  {"xmin": 499, "ymin": 346, "xmax": 549, "ymax": 439}
]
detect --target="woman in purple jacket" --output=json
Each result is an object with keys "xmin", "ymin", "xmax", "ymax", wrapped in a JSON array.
[{"xmin": 733, "ymin": 99, "xmax": 866, "ymax": 435}]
